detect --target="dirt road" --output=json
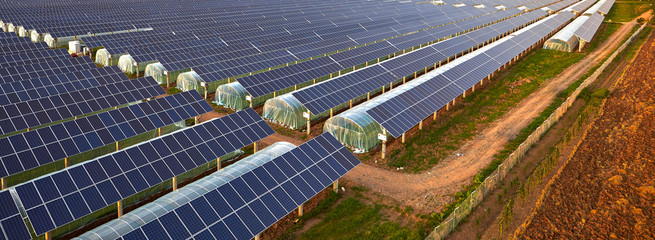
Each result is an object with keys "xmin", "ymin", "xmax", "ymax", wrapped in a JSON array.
[{"xmin": 342, "ymin": 12, "xmax": 652, "ymax": 214}]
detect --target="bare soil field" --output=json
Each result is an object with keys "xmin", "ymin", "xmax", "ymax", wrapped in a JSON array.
[{"xmin": 516, "ymin": 26, "xmax": 655, "ymax": 239}]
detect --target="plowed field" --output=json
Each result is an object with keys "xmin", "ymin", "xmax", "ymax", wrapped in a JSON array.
[{"xmin": 517, "ymin": 29, "xmax": 655, "ymax": 239}]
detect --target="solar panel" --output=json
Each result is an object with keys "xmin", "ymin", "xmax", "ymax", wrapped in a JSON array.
[
  {"xmin": 0, "ymin": 77, "xmax": 164, "ymax": 135},
  {"xmin": 0, "ymin": 66, "xmax": 128, "ymax": 106},
  {"xmin": 0, "ymin": 190, "xmax": 32, "ymax": 240},
  {"xmin": 236, "ymin": 56, "xmax": 343, "ymax": 98},
  {"xmin": 186, "ymin": 49, "xmax": 298, "ymax": 82},
  {"xmin": 293, "ymin": 65, "xmax": 397, "ymax": 114},
  {"xmin": 121, "ymin": 132, "xmax": 360, "ymax": 240},
  {"xmin": 0, "ymin": 48, "xmax": 70, "ymax": 69},
  {"xmin": 0, "ymin": 90, "xmax": 212, "ymax": 179},
  {"xmin": 575, "ymin": 13, "xmax": 604, "ymax": 42},
  {"xmin": 366, "ymin": 12, "xmax": 573, "ymax": 138},
  {"xmin": 14, "ymin": 108, "xmax": 275, "ymax": 236},
  {"xmin": 0, "ymin": 42, "xmax": 49, "ymax": 55},
  {"xmin": 0, "ymin": 57, "xmax": 97, "ymax": 84},
  {"xmin": 598, "ymin": 0, "xmax": 615, "ymax": 15}
]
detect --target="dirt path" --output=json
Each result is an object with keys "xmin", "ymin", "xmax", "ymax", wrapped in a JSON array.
[{"xmin": 342, "ymin": 12, "xmax": 651, "ymax": 214}]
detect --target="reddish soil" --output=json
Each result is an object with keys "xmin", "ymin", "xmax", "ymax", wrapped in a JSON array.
[
  {"xmin": 447, "ymin": 16, "xmax": 654, "ymax": 240},
  {"xmin": 340, "ymin": 12, "xmax": 649, "ymax": 215},
  {"xmin": 514, "ymin": 25, "xmax": 655, "ymax": 239}
]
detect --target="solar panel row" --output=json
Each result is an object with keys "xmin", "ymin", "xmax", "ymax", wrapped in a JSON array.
[
  {"xmin": 367, "ymin": 12, "xmax": 575, "ymax": 137},
  {"xmin": 120, "ymin": 133, "xmax": 360, "ymax": 240},
  {"xmin": 13, "ymin": 108, "xmax": 275, "ymax": 236},
  {"xmin": 0, "ymin": 77, "xmax": 164, "ymax": 135},
  {"xmin": 292, "ymin": 9, "xmax": 548, "ymax": 115},
  {"xmin": 0, "ymin": 90, "xmax": 212, "ymax": 179},
  {"xmin": 0, "ymin": 66, "xmax": 127, "ymax": 106}
]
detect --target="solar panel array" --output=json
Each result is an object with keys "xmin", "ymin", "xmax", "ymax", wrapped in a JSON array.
[
  {"xmin": 234, "ymin": 7, "xmax": 537, "ymax": 99},
  {"xmin": 367, "ymin": 12, "xmax": 575, "ymax": 137},
  {"xmin": 0, "ymin": 48, "xmax": 69, "ymax": 68},
  {"xmin": 12, "ymin": 108, "xmax": 275, "ymax": 236},
  {"xmin": 0, "ymin": 77, "xmax": 164, "ymax": 135},
  {"xmin": 575, "ymin": 13, "xmax": 605, "ymax": 42},
  {"xmin": 571, "ymin": 0, "xmax": 597, "ymax": 13},
  {"xmin": 0, "ymin": 57, "xmax": 96, "ymax": 83},
  {"xmin": 0, "ymin": 191, "xmax": 31, "ymax": 240},
  {"xmin": 0, "ymin": 90, "xmax": 212, "ymax": 179},
  {"xmin": 292, "ymin": 9, "xmax": 548, "ymax": 115},
  {"xmin": 120, "ymin": 133, "xmax": 360, "ymax": 240},
  {"xmin": 0, "ymin": 66, "xmax": 127, "ymax": 106}
]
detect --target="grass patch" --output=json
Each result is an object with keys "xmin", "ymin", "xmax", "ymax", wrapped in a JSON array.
[
  {"xmin": 299, "ymin": 198, "xmax": 423, "ymax": 240},
  {"xmin": 388, "ymin": 49, "xmax": 585, "ymax": 172},
  {"xmin": 605, "ymin": 1, "xmax": 652, "ymax": 22}
]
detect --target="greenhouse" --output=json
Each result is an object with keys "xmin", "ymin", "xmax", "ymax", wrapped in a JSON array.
[
  {"xmin": 263, "ymin": 94, "xmax": 329, "ymax": 130},
  {"xmin": 16, "ymin": 26, "xmax": 28, "ymax": 37},
  {"xmin": 144, "ymin": 62, "xmax": 167, "ymax": 84},
  {"xmin": 176, "ymin": 71, "xmax": 226, "ymax": 97},
  {"xmin": 7, "ymin": 23, "xmax": 15, "ymax": 32},
  {"xmin": 44, "ymin": 33, "xmax": 74, "ymax": 48},
  {"xmin": 543, "ymin": 15, "xmax": 588, "ymax": 52},
  {"xmin": 214, "ymin": 82, "xmax": 251, "ymax": 110},
  {"xmin": 117, "ymin": 54, "xmax": 156, "ymax": 75},
  {"xmin": 30, "ymin": 29, "xmax": 42, "ymax": 42},
  {"xmin": 73, "ymin": 142, "xmax": 297, "ymax": 240},
  {"xmin": 95, "ymin": 48, "xmax": 124, "ymax": 66},
  {"xmin": 144, "ymin": 62, "xmax": 188, "ymax": 86}
]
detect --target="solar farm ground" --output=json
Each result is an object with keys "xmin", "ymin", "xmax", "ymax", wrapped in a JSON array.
[{"xmin": 278, "ymin": 8, "xmax": 654, "ymax": 240}]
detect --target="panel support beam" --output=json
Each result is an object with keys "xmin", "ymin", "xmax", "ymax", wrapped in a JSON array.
[
  {"xmin": 217, "ymin": 157, "xmax": 221, "ymax": 171},
  {"xmin": 333, "ymin": 179, "xmax": 339, "ymax": 193},
  {"xmin": 117, "ymin": 200, "xmax": 123, "ymax": 218},
  {"xmin": 298, "ymin": 204, "xmax": 304, "ymax": 217}
]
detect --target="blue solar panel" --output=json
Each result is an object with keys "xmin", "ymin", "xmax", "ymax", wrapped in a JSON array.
[
  {"xmin": 237, "ymin": 56, "xmax": 343, "ymax": 98},
  {"xmin": 0, "ymin": 190, "xmax": 32, "ymax": 240},
  {"xmin": 366, "ymin": 11, "xmax": 573, "ymax": 138},
  {"xmin": 120, "ymin": 132, "xmax": 359, "ymax": 240},
  {"xmin": 293, "ymin": 65, "xmax": 397, "ymax": 114},
  {"xmin": 14, "ymin": 108, "xmax": 275, "ymax": 235},
  {"xmin": 0, "ymin": 76, "xmax": 164, "ymax": 135},
  {"xmin": 0, "ymin": 66, "xmax": 127, "ymax": 106},
  {"xmin": 0, "ymin": 90, "xmax": 212, "ymax": 178}
]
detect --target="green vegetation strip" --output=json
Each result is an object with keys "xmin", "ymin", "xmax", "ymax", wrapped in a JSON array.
[{"xmin": 386, "ymin": 21, "xmax": 622, "ymax": 173}]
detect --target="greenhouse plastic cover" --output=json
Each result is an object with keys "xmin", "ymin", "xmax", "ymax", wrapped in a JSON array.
[
  {"xmin": 177, "ymin": 70, "xmax": 225, "ymax": 96},
  {"xmin": 214, "ymin": 81, "xmax": 251, "ymax": 110},
  {"xmin": 584, "ymin": 0, "xmax": 606, "ymax": 15},
  {"xmin": 543, "ymin": 15, "xmax": 587, "ymax": 52},
  {"xmin": 263, "ymin": 94, "xmax": 315, "ymax": 130},
  {"xmin": 72, "ymin": 143, "xmax": 295, "ymax": 239},
  {"xmin": 144, "ymin": 62, "xmax": 167, "ymax": 84},
  {"xmin": 118, "ymin": 54, "xmax": 137, "ymax": 74}
]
